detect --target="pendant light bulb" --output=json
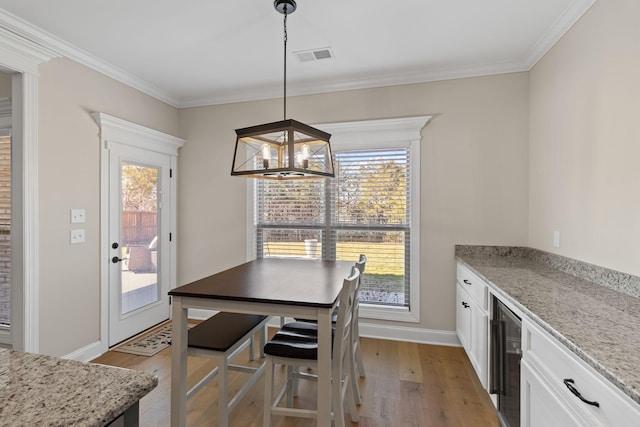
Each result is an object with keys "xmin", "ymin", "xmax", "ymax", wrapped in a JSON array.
[
  {"xmin": 261, "ymin": 143, "xmax": 271, "ymax": 169},
  {"xmin": 300, "ymin": 143, "xmax": 310, "ymax": 159}
]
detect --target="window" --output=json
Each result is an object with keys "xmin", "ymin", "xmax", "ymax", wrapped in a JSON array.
[
  {"xmin": 257, "ymin": 149, "xmax": 410, "ymax": 304},
  {"xmin": 0, "ymin": 131, "xmax": 9, "ymax": 327},
  {"xmin": 0, "ymin": 97, "xmax": 11, "ymax": 331},
  {"xmin": 251, "ymin": 117, "xmax": 429, "ymax": 322}
]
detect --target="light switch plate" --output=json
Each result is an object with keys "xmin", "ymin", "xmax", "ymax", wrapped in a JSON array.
[
  {"xmin": 71, "ymin": 209, "xmax": 86, "ymax": 224},
  {"xmin": 70, "ymin": 229, "xmax": 85, "ymax": 244}
]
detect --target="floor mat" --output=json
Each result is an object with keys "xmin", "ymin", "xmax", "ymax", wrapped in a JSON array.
[{"xmin": 112, "ymin": 322, "xmax": 173, "ymax": 356}]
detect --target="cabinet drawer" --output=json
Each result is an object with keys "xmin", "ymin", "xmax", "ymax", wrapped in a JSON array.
[
  {"xmin": 456, "ymin": 263, "xmax": 487, "ymax": 310},
  {"xmin": 523, "ymin": 320, "xmax": 640, "ymax": 427}
]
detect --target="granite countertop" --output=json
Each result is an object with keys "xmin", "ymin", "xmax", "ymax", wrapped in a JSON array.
[
  {"xmin": 0, "ymin": 349, "xmax": 157, "ymax": 426},
  {"xmin": 455, "ymin": 246, "xmax": 640, "ymax": 406}
]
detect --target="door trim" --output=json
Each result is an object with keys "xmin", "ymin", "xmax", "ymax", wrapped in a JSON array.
[
  {"xmin": 0, "ymin": 27, "xmax": 59, "ymax": 353},
  {"xmin": 93, "ymin": 112, "xmax": 184, "ymax": 355}
]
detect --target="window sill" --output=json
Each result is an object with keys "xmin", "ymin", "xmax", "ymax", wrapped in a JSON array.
[{"xmin": 359, "ymin": 303, "xmax": 420, "ymax": 323}]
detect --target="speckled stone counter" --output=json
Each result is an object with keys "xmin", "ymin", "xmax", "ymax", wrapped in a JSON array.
[
  {"xmin": 455, "ymin": 245, "xmax": 640, "ymax": 406},
  {"xmin": 0, "ymin": 349, "xmax": 157, "ymax": 426}
]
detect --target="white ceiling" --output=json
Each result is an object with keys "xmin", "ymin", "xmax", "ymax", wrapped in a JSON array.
[{"xmin": 0, "ymin": 0, "xmax": 596, "ymax": 108}]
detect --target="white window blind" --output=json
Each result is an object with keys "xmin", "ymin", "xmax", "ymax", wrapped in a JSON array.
[
  {"xmin": 256, "ymin": 147, "xmax": 411, "ymax": 307},
  {"xmin": 0, "ymin": 135, "xmax": 10, "ymax": 326}
]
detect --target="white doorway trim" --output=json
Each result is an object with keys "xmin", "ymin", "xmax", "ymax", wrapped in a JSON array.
[
  {"xmin": 93, "ymin": 112, "xmax": 184, "ymax": 355},
  {"xmin": 0, "ymin": 26, "xmax": 59, "ymax": 352}
]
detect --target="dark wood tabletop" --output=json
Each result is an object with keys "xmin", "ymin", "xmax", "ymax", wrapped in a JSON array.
[{"xmin": 169, "ymin": 258, "xmax": 353, "ymax": 308}]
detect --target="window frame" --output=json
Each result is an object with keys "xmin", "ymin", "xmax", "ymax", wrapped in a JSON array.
[{"xmin": 247, "ymin": 116, "xmax": 430, "ymax": 323}]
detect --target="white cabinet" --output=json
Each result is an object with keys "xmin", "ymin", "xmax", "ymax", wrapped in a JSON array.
[
  {"xmin": 522, "ymin": 319, "xmax": 640, "ymax": 427},
  {"xmin": 456, "ymin": 264, "xmax": 489, "ymax": 389},
  {"xmin": 455, "ymin": 260, "xmax": 640, "ymax": 427},
  {"xmin": 456, "ymin": 284, "xmax": 471, "ymax": 349},
  {"xmin": 521, "ymin": 360, "xmax": 585, "ymax": 427}
]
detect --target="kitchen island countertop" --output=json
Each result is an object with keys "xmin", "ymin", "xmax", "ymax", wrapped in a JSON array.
[
  {"xmin": 0, "ymin": 349, "xmax": 157, "ymax": 426},
  {"xmin": 456, "ymin": 245, "xmax": 640, "ymax": 406}
]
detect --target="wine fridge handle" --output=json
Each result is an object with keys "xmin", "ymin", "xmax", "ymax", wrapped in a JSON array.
[{"xmin": 489, "ymin": 317, "xmax": 501, "ymax": 394}]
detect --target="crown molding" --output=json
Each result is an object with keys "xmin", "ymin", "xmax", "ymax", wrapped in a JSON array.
[
  {"xmin": 0, "ymin": 26, "xmax": 59, "ymax": 75},
  {"xmin": 177, "ymin": 0, "xmax": 598, "ymax": 107},
  {"xmin": 176, "ymin": 59, "xmax": 530, "ymax": 108},
  {"xmin": 0, "ymin": 8, "xmax": 180, "ymax": 107},
  {"xmin": 524, "ymin": 0, "xmax": 598, "ymax": 69},
  {"xmin": 1, "ymin": 1, "xmax": 596, "ymax": 109}
]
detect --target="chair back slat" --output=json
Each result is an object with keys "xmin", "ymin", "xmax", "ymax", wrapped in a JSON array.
[
  {"xmin": 353, "ymin": 254, "xmax": 367, "ymax": 317},
  {"xmin": 333, "ymin": 266, "xmax": 359, "ymax": 362}
]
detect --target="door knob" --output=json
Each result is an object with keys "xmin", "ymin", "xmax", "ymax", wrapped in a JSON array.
[{"xmin": 112, "ymin": 256, "xmax": 124, "ymax": 263}]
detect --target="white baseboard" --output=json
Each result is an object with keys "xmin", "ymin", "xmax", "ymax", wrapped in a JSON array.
[
  {"xmin": 64, "ymin": 340, "xmax": 104, "ymax": 362},
  {"xmin": 359, "ymin": 322, "xmax": 461, "ymax": 346}
]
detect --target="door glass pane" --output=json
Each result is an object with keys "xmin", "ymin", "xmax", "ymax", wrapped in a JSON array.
[
  {"xmin": 0, "ymin": 135, "xmax": 10, "ymax": 326},
  {"xmin": 121, "ymin": 163, "xmax": 159, "ymax": 315}
]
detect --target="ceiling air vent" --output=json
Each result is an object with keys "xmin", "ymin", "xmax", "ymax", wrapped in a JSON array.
[{"xmin": 294, "ymin": 47, "xmax": 334, "ymax": 63}]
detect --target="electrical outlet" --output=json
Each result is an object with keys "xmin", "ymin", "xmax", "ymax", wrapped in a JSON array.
[
  {"xmin": 70, "ymin": 229, "xmax": 85, "ymax": 244},
  {"xmin": 553, "ymin": 230, "xmax": 560, "ymax": 248},
  {"xmin": 71, "ymin": 209, "xmax": 86, "ymax": 224}
]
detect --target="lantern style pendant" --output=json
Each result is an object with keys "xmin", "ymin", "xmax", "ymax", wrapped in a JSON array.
[
  {"xmin": 232, "ymin": 119, "xmax": 334, "ymax": 179},
  {"xmin": 231, "ymin": 0, "xmax": 335, "ymax": 179}
]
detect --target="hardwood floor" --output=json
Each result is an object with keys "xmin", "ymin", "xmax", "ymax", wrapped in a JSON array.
[{"xmin": 92, "ymin": 329, "xmax": 499, "ymax": 427}]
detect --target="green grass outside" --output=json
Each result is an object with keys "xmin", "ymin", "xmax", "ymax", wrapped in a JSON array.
[{"xmin": 262, "ymin": 241, "xmax": 404, "ymax": 276}]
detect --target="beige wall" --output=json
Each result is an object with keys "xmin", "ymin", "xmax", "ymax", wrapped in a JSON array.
[
  {"xmin": 529, "ymin": 0, "xmax": 640, "ymax": 276},
  {"xmin": 38, "ymin": 57, "xmax": 179, "ymax": 356},
  {"xmin": 178, "ymin": 73, "xmax": 530, "ymax": 332}
]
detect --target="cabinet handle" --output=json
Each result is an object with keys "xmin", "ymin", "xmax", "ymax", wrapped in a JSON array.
[
  {"xmin": 463, "ymin": 279, "xmax": 472, "ymax": 285},
  {"xmin": 563, "ymin": 378, "xmax": 600, "ymax": 407}
]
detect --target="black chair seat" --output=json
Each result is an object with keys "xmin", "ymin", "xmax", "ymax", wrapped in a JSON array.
[
  {"xmin": 280, "ymin": 321, "xmax": 319, "ymax": 336},
  {"xmin": 264, "ymin": 337, "xmax": 318, "ymax": 360},
  {"xmin": 188, "ymin": 312, "xmax": 268, "ymax": 352},
  {"xmin": 264, "ymin": 327, "xmax": 337, "ymax": 360}
]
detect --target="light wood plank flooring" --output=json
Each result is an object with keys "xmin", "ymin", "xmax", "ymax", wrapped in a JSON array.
[{"xmin": 93, "ymin": 328, "xmax": 499, "ymax": 426}]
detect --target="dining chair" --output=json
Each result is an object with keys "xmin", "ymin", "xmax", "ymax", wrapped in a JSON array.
[
  {"xmin": 262, "ymin": 267, "xmax": 360, "ymax": 427},
  {"xmin": 280, "ymin": 254, "xmax": 367, "ymax": 405}
]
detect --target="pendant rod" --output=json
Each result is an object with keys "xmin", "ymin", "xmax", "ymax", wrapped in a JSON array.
[{"xmin": 283, "ymin": 8, "xmax": 288, "ymax": 121}]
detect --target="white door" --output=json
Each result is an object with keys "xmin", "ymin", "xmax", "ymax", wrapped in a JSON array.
[{"xmin": 108, "ymin": 142, "xmax": 171, "ymax": 346}]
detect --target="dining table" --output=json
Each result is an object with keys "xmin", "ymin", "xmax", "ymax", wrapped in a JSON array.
[{"xmin": 169, "ymin": 257, "xmax": 353, "ymax": 427}]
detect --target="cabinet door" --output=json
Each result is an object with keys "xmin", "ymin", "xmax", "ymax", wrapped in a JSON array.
[
  {"xmin": 469, "ymin": 303, "xmax": 488, "ymax": 389},
  {"xmin": 456, "ymin": 284, "xmax": 471, "ymax": 351},
  {"xmin": 523, "ymin": 319, "xmax": 640, "ymax": 427},
  {"xmin": 522, "ymin": 360, "xmax": 587, "ymax": 427}
]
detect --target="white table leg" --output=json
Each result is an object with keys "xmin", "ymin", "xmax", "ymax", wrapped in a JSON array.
[
  {"xmin": 316, "ymin": 308, "xmax": 332, "ymax": 427},
  {"xmin": 171, "ymin": 297, "xmax": 188, "ymax": 427}
]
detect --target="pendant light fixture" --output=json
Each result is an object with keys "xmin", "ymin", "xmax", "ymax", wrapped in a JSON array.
[{"xmin": 231, "ymin": 0, "xmax": 335, "ymax": 179}]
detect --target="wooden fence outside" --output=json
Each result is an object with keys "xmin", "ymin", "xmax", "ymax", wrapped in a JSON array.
[{"xmin": 122, "ymin": 211, "xmax": 157, "ymax": 246}]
